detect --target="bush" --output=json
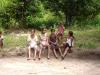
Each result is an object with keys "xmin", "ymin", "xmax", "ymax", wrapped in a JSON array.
[{"xmin": 26, "ymin": 12, "xmax": 60, "ymax": 30}]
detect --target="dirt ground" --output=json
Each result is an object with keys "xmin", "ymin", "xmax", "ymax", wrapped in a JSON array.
[{"xmin": 0, "ymin": 50, "xmax": 100, "ymax": 75}]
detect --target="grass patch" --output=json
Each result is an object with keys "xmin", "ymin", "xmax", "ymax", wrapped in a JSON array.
[
  {"xmin": 4, "ymin": 34, "xmax": 27, "ymax": 48},
  {"xmin": 74, "ymin": 30, "xmax": 100, "ymax": 49}
]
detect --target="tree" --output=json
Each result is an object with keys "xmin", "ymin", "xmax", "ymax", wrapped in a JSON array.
[
  {"xmin": 0, "ymin": 0, "xmax": 39, "ymax": 28},
  {"xmin": 42, "ymin": 0, "xmax": 100, "ymax": 26}
]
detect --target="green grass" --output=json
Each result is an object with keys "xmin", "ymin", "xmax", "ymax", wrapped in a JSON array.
[
  {"xmin": 74, "ymin": 30, "xmax": 100, "ymax": 49},
  {"xmin": 4, "ymin": 34, "xmax": 27, "ymax": 48}
]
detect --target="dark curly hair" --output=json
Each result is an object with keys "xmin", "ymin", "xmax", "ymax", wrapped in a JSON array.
[{"xmin": 68, "ymin": 31, "xmax": 74, "ymax": 38}]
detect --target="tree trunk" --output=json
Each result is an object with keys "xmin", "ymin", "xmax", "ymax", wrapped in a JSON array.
[{"xmin": 65, "ymin": 13, "xmax": 73, "ymax": 27}]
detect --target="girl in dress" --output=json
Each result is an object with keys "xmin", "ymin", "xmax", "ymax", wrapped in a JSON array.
[
  {"xmin": 56, "ymin": 23, "xmax": 65, "ymax": 38},
  {"xmin": 27, "ymin": 29, "xmax": 39, "ymax": 60},
  {"xmin": 62, "ymin": 31, "xmax": 75, "ymax": 59},
  {"xmin": 39, "ymin": 28, "xmax": 50, "ymax": 59},
  {"xmin": 49, "ymin": 29, "xmax": 62, "ymax": 59},
  {"xmin": 56, "ymin": 23, "xmax": 65, "ymax": 46}
]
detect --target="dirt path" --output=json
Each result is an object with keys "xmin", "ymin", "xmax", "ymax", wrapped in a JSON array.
[{"xmin": 0, "ymin": 55, "xmax": 100, "ymax": 75}]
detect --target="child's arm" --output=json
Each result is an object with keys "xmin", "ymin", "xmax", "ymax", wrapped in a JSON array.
[
  {"xmin": 45, "ymin": 33, "xmax": 48, "ymax": 42},
  {"xmin": 63, "ymin": 36, "xmax": 67, "ymax": 44},
  {"xmin": 0, "ymin": 35, "xmax": 4, "ymax": 40},
  {"xmin": 27, "ymin": 35, "xmax": 31, "ymax": 46},
  {"xmin": 48, "ymin": 35, "xmax": 55, "ymax": 44},
  {"xmin": 55, "ymin": 35, "xmax": 59, "ymax": 45},
  {"xmin": 72, "ymin": 37, "xmax": 75, "ymax": 48},
  {"xmin": 35, "ymin": 35, "xmax": 38, "ymax": 42},
  {"xmin": 38, "ymin": 34, "xmax": 42, "ymax": 41},
  {"xmin": 46, "ymin": 35, "xmax": 49, "ymax": 43},
  {"xmin": 48, "ymin": 35, "xmax": 51, "ymax": 44}
]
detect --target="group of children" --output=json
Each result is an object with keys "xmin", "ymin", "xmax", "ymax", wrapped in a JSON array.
[
  {"xmin": 27, "ymin": 24, "xmax": 75, "ymax": 60},
  {"xmin": 0, "ymin": 24, "xmax": 75, "ymax": 60}
]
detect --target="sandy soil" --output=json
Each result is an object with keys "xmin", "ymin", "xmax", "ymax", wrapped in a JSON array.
[{"xmin": 0, "ymin": 52, "xmax": 100, "ymax": 75}]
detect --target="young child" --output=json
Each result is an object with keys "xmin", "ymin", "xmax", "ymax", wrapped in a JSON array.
[
  {"xmin": 39, "ymin": 28, "xmax": 50, "ymax": 59},
  {"xmin": 56, "ymin": 23, "xmax": 65, "ymax": 37},
  {"xmin": 49, "ymin": 29, "xmax": 62, "ymax": 59},
  {"xmin": 62, "ymin": 31, "xmax": 75, "ymax": 59},
  {"xmin": 56, "ymin": 23, "xmax": 65, "ymax": 44},
  {"xmin": 0, "ymin": 31, "xmax": 3, "ymax": 48},
  {"xmin": 27, "ymin": 29, "xmax": 40, "ymax": 60}
]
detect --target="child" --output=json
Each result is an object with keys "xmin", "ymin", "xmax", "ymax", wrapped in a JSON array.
[
  {"xmin": 27, "ymin": 29, "xmax": 40, "ymax": 60},
  {"xmin": 56, "ymin": 23, "xmax": 65, "ymax": 44},
  {"xmin": 49, "ymin": 29, "xmax": 62, "ymax": 59},
  {"xmin": 39, "ymin": 28, "xmax": 50, "ymax": 59},
  {"xmin": 56, "ymin": 23, "xmax": 65, "ymax": 37},
  {"xmin": 0, "ymin": 31, "xmax": 3, "ymax": 48},
  {"xmin": 62, "ymin": 31, "xmax": 75, "ymax": 59}
]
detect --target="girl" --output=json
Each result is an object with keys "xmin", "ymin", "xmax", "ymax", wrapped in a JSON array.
[
  {"xmin": 39, "ymin": 28, "xmax": 50, "ymax": 59},
  {"xmin": 56, "ymin": 23, "xmax": 65, "ymax": 38},
  {"xmin": 49, "ymin": 29, "xmax": 62, "ymax": 59},
  {"xmin": 56, "ymin": 23, "xmax": 65, "ymax": 44},
  {"xmin": 62, "ymin": 31, "xmax": 75, "ymax": 59},
  {"xmin": 0, "ymin": 31, "xmax": 3, "ymax": 48},
  {"xmin": 27, "ymin": 29, "xmax": 39, "ymax": 60}
]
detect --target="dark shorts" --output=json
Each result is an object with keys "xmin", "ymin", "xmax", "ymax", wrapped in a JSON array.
[
  {"xmin": 65, "ymin": 43, "xmax": 72, "ymax": 49},
  {"xmin": 50, "ymin": 43, "xmax": 59, "ymax": 50},
  {"xmin": 65, "ymin": 43, "xmax": 73, "ymax": 53}
]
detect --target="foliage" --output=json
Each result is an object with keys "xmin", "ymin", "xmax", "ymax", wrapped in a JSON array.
[
  {"xmin": 42, "ymin": 0, "xmax": 100, "ymax": 26},
  {"xmin": 0, "ymin": 0, "xmax": 61, "ymax": 29},
  {"xmin": 0, "ymin": 0, "xmax": 100, "ymax": 29}
]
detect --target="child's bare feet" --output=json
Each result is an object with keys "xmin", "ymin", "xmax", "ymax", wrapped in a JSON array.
[
  {"xmin": 38, "ymin": 58, "xmax": 41, "ymax": 60},
  {"xmin": 61, "ymin": 54, "xmax": 67, "ymax": 60},
  {"xmin": 55, "ymin": 56, "xmax": 58, "ymax": 59},
  {"xmin": 27, "ymin": 58, "xmax": 31, "ymax": 60},
  {"xmin": 33, "ymin": 58, "xmax": 36, "ymax": 61},
  {"xmin": 68, "ymin": 49, "xmax": 73, "ymax": 53},
  {"xmin": 61, "ymin": 56, "xmax": 64, "ymax": 60},
  {"xmin": 47, "ymin": 57, "xmax": 50, "ymax": 60}
]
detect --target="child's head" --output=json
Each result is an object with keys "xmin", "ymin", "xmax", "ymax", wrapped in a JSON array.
[
  {"xmin": 31, "ymin": 29, "xmax": 35, "ymax": 35},
  {"xmin": 68, "ymin": 31, "xmax": 74, "ymax": 37},
  {"xmin": 41, "ymin": 28, "xmax": 47, "ymax": 34},
  {"xmin": 59, "ymin": 22, "xmax": 64, "ymax": 26},
  {"xmin": 51, "ymin": 29, "xmax": 55, "ymax": 33}
]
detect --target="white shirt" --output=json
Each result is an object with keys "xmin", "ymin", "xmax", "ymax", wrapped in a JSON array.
[
  {"xmin": 27, "ymin": 34, "xmax": 38, "ymax": 48},
  {"xmin": 0, "ymin": 35, "xmax": 3, "ymax": 40},
  {"xmin": 66, "ymin": 38, "xmax": 74, "ymax": 47}
]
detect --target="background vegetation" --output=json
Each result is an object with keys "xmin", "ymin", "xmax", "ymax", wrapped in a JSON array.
[
  {"xmin": 0, "ymin": 0, "xmax": 100, "ymax": 49},
  {"xmin": 0, "ymin": 0, "xmax": 100, "ymax": 30}
]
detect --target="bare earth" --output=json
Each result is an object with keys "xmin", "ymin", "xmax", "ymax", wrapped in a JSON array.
[{"xmin": 0, "ymin": 51, "xmax": 100, "ymax": 75}]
